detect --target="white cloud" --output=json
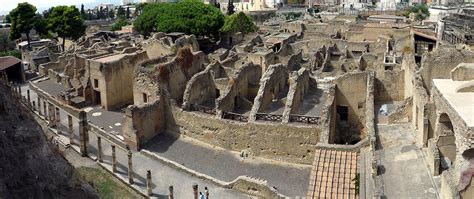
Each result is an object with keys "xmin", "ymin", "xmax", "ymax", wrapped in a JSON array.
[{"xmin": 1, "ymin": 0, "xmax": 97, "ymax": 13}]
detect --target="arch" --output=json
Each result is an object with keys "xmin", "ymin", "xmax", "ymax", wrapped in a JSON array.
[{"xmin": 436, "ymin": 113, "xmax": 456, "ymax": 173}]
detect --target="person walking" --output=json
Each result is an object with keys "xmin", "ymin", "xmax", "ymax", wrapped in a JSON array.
[
  {"xmin": 204, "ymin": 187, "xmax": 209, "ymax": 199},
  {"xmin": 199, "ymin": 191, "xmax": 205, "ymax": 199}
]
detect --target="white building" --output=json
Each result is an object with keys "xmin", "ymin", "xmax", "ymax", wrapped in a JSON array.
[{"xmin": 95, "ymin": 3, "xmax": 115, "ymax": 11}]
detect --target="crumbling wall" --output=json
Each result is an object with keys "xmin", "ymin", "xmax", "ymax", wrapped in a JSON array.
[
  {"xmin": 451, "ymin": 63, "xmax": 474, "ymax": 81},
  {"xmin": 182, "ymin": 66, "xmax": 217, "ymax": 110},
  {"xmin": 375, "ymin": 69, "xmax": 405, "ymax": 102},
  {"xmin": 249, "ymin": 64, "xmax": 288, "ymax": 119},
  {"xmin": 420, "ymin": 47, "xmax": 474, "ymax": 93},
  {"xmin": 216, "ymin": 62, "xmax": 262, "ymax": 114},
  {"xmin": 123, "ymin": 98, "xmax": 165, "ymax": 150},
  {"xmin": 282, "ymin": 68, "xmax": 314, "ymax": 121}
]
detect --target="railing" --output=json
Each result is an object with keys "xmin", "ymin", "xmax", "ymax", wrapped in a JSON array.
[
  {"xmin": 191, "ymin": 105, "xmax": 216, "ymax": 115},
  {"xmin": 223, "ymin": 111, "xmax": 248, "ymax": 122},
  {"xmin": 255, "ymin": 113, "xmax": 283, "ymax": 122},
  {"xmin": 289, "ymin": 114, "xmax": 321, "ymax": 125}
]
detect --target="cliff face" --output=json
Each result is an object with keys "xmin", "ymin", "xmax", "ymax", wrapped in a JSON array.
[{"xmin": 0, "ymin": 84, "xmax": 98, "ymax": 199}]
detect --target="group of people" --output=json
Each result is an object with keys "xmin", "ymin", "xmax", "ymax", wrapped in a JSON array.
[{"xmin": 198, "ymin": 187, "xmax": 209, "ymax": 199}]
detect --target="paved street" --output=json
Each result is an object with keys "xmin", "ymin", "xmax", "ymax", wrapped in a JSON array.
[
  {"xmin": 144, "ymin": 133, "xmax": 311, "ymax": 197},
  {"xmin": 376, "ymin": 123, "xmax": 439, "ymax": 198}
]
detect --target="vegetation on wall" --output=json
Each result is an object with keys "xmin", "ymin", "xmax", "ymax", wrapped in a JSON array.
[
  {"xmin": 134, "ymin": 0, "xmax": 224, "ymax": 38},
  {"xmin": 220, "ymin": 12, "xmax": 257, "ymax": 34},
  {"xmin": 110, "ymin": 17, "xmax": 130, "ymax": 31}
]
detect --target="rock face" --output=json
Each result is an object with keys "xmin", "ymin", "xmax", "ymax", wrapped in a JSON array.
[{"xmin": 0, "ymin": 84, "xmax": 98, "ymax": 199}]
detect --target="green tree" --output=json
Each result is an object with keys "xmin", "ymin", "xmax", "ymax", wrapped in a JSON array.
[
  {"xmin": 220, "ymin": 12, "xmax": 257, "ymax": 34},
  {"xmin": 134, "ymin": 0, "xmax": 224, "ymax": 38},
  {"xmin": 110, "ymin": 17, "xmax": 129, "ymax": 31},
  {"xmin": 134, "ymin": 3, "xmax": 147, "ymax": 17},
  {"xmin": 407, "ymin": 4, "xmax": 430, "ymax": 21},
  {"xmin": 34, "ymin": 14, "xmax": 49, "ymax": 38},
  {"xmin": 109, "ymin": 9, "xmax": 115, "ymax": 19},
  {"xmin": 8, "ymin": 2, "xmax": 37, "ymax": 49},
  {"xmin": 117, "ymin": 6, "xmax": 126, "ymax": 18},
  {"xmin": 4, "ymin": 14, "xmax": 11, "ymax": 23},
  {"xmin": 80, "ymin": 4, "xmax": 86, "ymax": 19},
  {"xmin": 48, "ymin": 6, "xmax": 86, "ymax": 51}
]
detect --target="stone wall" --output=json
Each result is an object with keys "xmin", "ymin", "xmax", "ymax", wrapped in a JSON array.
[
  {"xmin": 216, "ymin": 62, "xmax": 262, "ymax": 114},
  {"xmin": 334, "ymin": 71, "xmax": 370, "ymax": 144},
  {"xmin": 182, "ymin": 65, "xmax": 217, "ymax": 110},
  {"xmin": 282, "ymin": 68, "xmax": 314, "ymax": 122},
  {"xmin": 420, "ymin": 47, "xmax": 474, "ymax": 93},
  {"xmin": 451, "ymin": 63, "xmax": 474, "ymax": 81},
  {"xmin": 89, "ymin": 51, "xmax": 149, "ymax": 110},
  {"xmin": 374, "ymin": 69, "xmax": 405, "ymax": 102},
  {"xmin": 123, "ymin": 98, "xmax": 165, "ymax": 150},
  {"xmin": 249, "ymin": 64, "xmax": 288, "ymax": 120},
  {"xmin": 167, "ymin": 107, "xmax": 321, "ymax": 164}
]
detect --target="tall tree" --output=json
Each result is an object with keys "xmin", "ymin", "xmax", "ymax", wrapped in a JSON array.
[
  {"xmin": 220, "ymin": 12, "xmax": 257, "ymax": 34},
  {"xmin": 48, "ymin": 6, "xmax": 86, "ymax": 51},
  {"xmin": 34, "ymin": 14, "xmax": 48, "ymax": 37},
  {"xmin": 109, "ymin": 9, "xmax": 115, "ymax": 19},
  {"xmin": 227, "ymin": 0, "xmax": 235, "ymax": 15},
  {"xmin": 8, "ymin": 3, "xmax": 37, "ymax": 49},
  {"xmin": 126, "ymin": 7, "xmax": 131, "ymax": 19},
  {"xmin": 117, "ymin": 6, "xmax": 126, "ymax": 18},
  {"xmin": 80, "ymin": 4, "xmax": 86, "ymax": 20}
]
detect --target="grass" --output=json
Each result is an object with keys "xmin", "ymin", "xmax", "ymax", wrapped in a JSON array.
[{"xmin": 76, "ymin": 166, "xmax": 142, "ymax": 199}]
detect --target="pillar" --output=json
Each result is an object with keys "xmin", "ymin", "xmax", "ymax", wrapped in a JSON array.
[
  {"xmin": 112, "ymin": 145, "xmax": 117, "ymax": 172},
  {"xmin": 97, "ymin": 136, "xmax": 103, "ymax": 163},
  {"xmin": 68, "ymin": 115, "xmax": 74, "ymax": 145},
  {"xmin": 147, "ymin": 170, "xmax": 152, "ymax": 196},
  {"xmin": 32, "ymin": 101, "xmax": 35, "ymax": 111},
  {"xmin": 55, "ymin": 107, "xmax": 60, "ymax": 127},
  {"xmin": 127, "ymin": 148, "xmax": 134, "ymax": 184},
  {"xmin": 17, "ymin": 84, "xmax": 21, "ymax": 99},
  {"xmin": 27, "ymin": 90, "xmax": 31, "ymax": 108},
  {"xmin": 169, "ymin": 185, "xmax": 174, "ymax": 199},
  {"xmin": 78, "ymin": 111, "xmax": 88, "ymax": 157},
  {"xmin": 37, "ymin": 97, "xmax": 42, "ymax": 115},
  {"xmin": 43, "ymin": 100, "xmax": 47, "ymax": 118},
  {"xmin": 193, "ymin": 184, "xmax": 198, "ymax": 199},
  {"xmin": 48, "ymin": 103, "xmax": 54, "ymax": 125}
]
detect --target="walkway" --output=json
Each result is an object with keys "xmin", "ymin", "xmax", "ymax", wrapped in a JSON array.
[
  {"xmin": 144, "ymin": 133, "xmax": 311, "ymax": 197},
  {"xmin": 376, "ymin": 123, "xmax": 439, "ymax": 198}
]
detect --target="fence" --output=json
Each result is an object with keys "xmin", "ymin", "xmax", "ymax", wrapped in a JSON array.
[
  {"xmin": 223, "ymin": 111, "xmax": 249, "ymax": 122},
  {"xmin": 191, "ymin": 105, "xmax": 217, "ymax": 115},
  {"xmin": 255, "ymin": 113, "xmax": 283, "ymax": 122},
  {"xmin": 289, "ymin": 114, "xmax": 321, "ymax": 124}
]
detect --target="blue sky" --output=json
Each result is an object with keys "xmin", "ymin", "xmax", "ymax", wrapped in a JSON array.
[{"xmin": 1, "ymin": 0, "xmax": 124, "ymax": 15}]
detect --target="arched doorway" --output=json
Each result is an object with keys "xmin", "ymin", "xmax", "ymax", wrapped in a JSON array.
[{"xmin": 436, "ymin": 113, "xmax": 456, "ymax": 173}]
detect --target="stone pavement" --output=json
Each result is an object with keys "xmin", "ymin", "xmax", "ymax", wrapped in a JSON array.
[
  {"xmin": 20, "ymin": 84, "xmax": 251, "ymax": 198},
  {"xmin": 144, "ymin": 132, "xmax": 311, "ymax": 197},
  {"xmin": 376, "ymin": 123, "xmax": 440, "ymax": 198}
]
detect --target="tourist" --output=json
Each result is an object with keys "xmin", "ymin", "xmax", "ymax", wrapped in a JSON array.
[
  {"xmin": 205, "ymin": 187, "xmax": 209, "ymax": 199},
  {"xmin": 199, "ymin": 191, "xmax": 205, "ymax": 199}
]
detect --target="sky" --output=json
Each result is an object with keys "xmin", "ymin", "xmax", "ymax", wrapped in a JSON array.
[{"xmin": 0, "ymin": 0, "xmax": 123, "ymax": 15}]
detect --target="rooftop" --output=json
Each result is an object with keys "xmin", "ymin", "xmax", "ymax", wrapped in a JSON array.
[
  {"xmin": 0, "ymin": 56, "xmax": 21, "ymax": 70},
  {"xmin": 307, "ymin": 149, "xmax": 359, "ymax": 199},
  {"xmin": 433, "ymin": 79, "xmax": 474, "ymax": 127}
]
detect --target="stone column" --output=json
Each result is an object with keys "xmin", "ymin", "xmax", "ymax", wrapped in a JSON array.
[
  {"xmin": 112, "ymin": 145, "xmax": 117, "ymax": 173},
  {"xmin": 43, "ymin": 100, "xmax": 47, "ymax": 119},
  {"xmin": 68, "ymin": 115, "xmax": 74, "ymax": 145},
  {"xmin": 147, "ymin": 170, "xmax": 152, "ymax": 196},
  {"xmin": 193, "ymin": 184, "xmax": 198, "ymax": 199},
  {"xmin": 169, "ymin": 185, "xmax": 174, "ymax": 199},
  {"xmin": 32, "ymin": 101, "xmax": 35, "ymax": 111},
  {"xmin": 37, "ymin": 97, "xmax": 42, "ymax": 115},
  {"xmin": 55, "ymin": 107, "xmax": 60, "ymax": 128},
  {"xmin": 26, "ymin": 90, "xmax": 31, "ymax": 108},
  {"xmin": 78, "ymin": 111, "xmax": 88, "ymax": 157},
  {"xmin": 127, "ymin": 148, "xmax": 134, "ymax": 184},
  {"xmin": 48, "ymin": 103, "xmax": 54, "ymax": 125},
  {"xmin": 17, "ymin": 84, "xmax": 22, "ymax": 99},
  {"xmin": 97, "ymin": 136, "xmax": 103, "ymax": 163}
]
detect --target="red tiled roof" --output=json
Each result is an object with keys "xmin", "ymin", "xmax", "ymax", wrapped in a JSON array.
[
  {"xmin": 307, "ymin": 149, "xmax": 359, "ymax": 199},
  {"xmin": 0, "ymin": 56, "xmax": 21, "ymax": 70}
]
